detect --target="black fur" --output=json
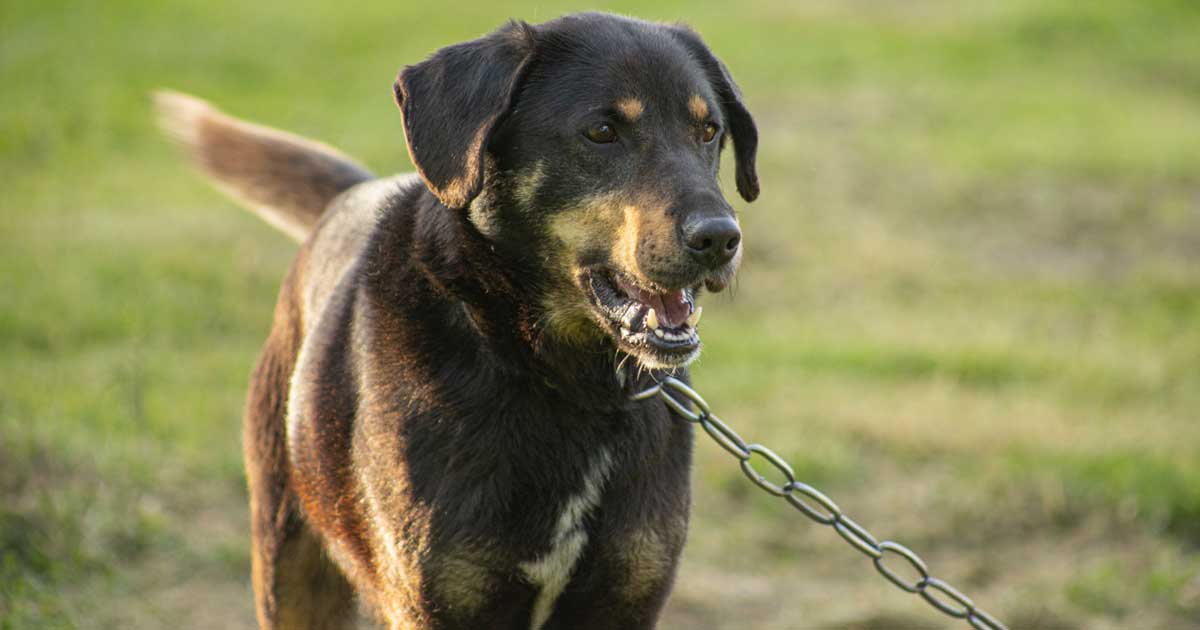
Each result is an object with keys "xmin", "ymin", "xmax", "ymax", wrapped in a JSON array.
[
  {"xmin": 668, "ymin": 25, "xmax": 760, "ymax": 202},
  {"xmin": 234, "ymin": 12, "xmax": 761, "ymax": 629},
  {"xmin": 394, "ymin": 21, "xmax": 537, "ymax": 209}
]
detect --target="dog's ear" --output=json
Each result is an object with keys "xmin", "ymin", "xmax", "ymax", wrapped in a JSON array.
[
  {"xmin": 669, "ymin": 26, "xmax": 760, "ymax": 202},
  {"xmin": 394, "ymin": 21, "xmax": 537, "ymax": 209}
]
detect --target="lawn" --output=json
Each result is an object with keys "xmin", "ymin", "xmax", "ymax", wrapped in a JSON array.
[{"xmin": 2, "ymin": 0, "xmax": 1199, "ymax": 628}]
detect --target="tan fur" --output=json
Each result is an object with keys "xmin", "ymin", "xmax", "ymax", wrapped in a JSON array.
[
  {"xmin": 431, "ymin": 551, "xmax": 499, "ymax": 618},
  {"xmin": 513, "ymin": 161, "xmax": 546, "ymax": 208},
  {"xmin": 538, "ymin": 273, "xmax": 606, "ymax": 345},
  {"xmin": 687, "ymin": 94, "xmax": 709, "ymax": 121},
  {"xmin": 542, "ymin": 192, "xmax": 685, "ymax": 342},
  {"xmin": 617, "ymin": 522, "xmax": 683, "ymax": 601},
  {"xmin": 543, "ymin": 195, "xmax": 627, "ymax": 342},
  {"xmin": 612, "ymin": 204, "xmax": 643, "ymax": 284},
  {"xmin": 548, "ymin": 195, "xmax": 623, "ymax": 249},
  {"xmin": 548, "ymin": 193, "xmax": 658, "ymax": 287},
  {"xmin": 273, "ymin": 525, "xmax": 357, "ymax": 630},
  {"xmin": 155, "ymin": 90, "xmax": 373, "ymax": 242},
  {"xmin": 426, "ymin": 125, "xmax": 490, "ymax": 209},
  {"xmin": 616, "ymin": 97, "xmax": 645, "ymax": 121}
]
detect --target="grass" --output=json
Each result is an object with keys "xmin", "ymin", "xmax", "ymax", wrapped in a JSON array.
[{"xmin": 3, "ymin": 0, "xmax": 1199, "ymax": 628}]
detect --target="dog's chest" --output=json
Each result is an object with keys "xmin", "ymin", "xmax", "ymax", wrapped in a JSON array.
[
  {"xmin": 421, "ymin": 442, "xmax": 629, "ymax": 628},
  {"xmin": 518, "ymin": 447, "xmax": 614, "ymax": 630},
  {"xmin": 323, "ymin": 352, "xmax": 692, "ymax": 626},
  {"xmin": 418, "ymin": 394, "xmax": 688, "ymax": 623}
]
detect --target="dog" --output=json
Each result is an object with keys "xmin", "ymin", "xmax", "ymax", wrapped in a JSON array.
[{"xmin": 158, "ymin": 12, "xmax": 758, "ymax": 629}]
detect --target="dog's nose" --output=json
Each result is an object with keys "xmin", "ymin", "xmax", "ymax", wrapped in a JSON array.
[{"xmin": 684, "ymin": 216, "xmax": 741, "ymax": 268}]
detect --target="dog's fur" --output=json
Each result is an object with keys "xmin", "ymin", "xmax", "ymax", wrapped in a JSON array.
[{"xmin": 159, "ymin": 12, "xmax": 758, "ymax": 630}]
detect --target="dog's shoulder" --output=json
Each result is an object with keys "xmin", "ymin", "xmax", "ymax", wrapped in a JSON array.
[{"xmin": 295, "ymin": 173, "xmax": 422, "ymax": 328}]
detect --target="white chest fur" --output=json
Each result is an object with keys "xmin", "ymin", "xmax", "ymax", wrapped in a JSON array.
[{"xmin": 519, "ymin": 449, "xmax": 614, "ymax": 630}]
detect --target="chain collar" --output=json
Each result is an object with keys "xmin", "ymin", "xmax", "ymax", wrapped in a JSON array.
[{"xmin": 631, "ymin": 376, "xmax": 1008, "ymax": 630}]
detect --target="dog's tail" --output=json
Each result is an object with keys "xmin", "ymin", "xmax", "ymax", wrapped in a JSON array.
[{"xmin": 154, "ymin": 90, "xmax": 374, "ymax": 242}]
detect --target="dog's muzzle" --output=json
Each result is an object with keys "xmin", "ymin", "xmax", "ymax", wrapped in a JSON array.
[{"xmin": 581, "ymin": 268, "xmax": 703, "ymax": 368}]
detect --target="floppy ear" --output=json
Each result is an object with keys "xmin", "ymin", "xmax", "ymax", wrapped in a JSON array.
[
  {"xmin": 394, "ymin": 21, "xmax": 536, "ymax": 209},
  {"xmin": 669, "ymin": 26, "xmax": 760, "ymax": 202}
]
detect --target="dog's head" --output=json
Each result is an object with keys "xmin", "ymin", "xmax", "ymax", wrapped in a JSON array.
[{"xmin": 395, "ymin": 13, "xmax": 759, "ymax": 370}]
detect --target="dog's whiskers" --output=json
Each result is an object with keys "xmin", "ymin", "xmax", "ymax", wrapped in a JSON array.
[{"xmin": 615, "ymin": 352, "xmax": 632, "ymax": 376}]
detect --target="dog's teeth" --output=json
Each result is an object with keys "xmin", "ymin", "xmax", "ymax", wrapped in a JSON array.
[
  {"xmin": 686, "ymin": 306, "xmax": 702, "ymax": 328},
  {"xmin": 654, "ymin": 328, "xmax": 665, "ymax": 338},
  {"xmin": 646, "ymin": 308, "xmax": 659, "ymax": 331}
]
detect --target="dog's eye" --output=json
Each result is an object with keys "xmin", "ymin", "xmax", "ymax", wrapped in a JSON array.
[
  {"xmin": 702, "ymin": 122, "xmax": 719, "ymax": 143},
  {"xmin": 584, "ymin": 122, "xmax": 618, "ymax": 144}
]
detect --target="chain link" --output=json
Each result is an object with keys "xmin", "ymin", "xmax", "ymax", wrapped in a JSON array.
[{"xmin": 632, "ymin": 376, "xmax": 1008, "ymax": 630}]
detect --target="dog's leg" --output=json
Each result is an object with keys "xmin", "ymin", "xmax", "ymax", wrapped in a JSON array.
[
  {"xmin": 271, "ymin": 522, "xmax": 357, "ymax": 629},
  {"xmin": 245, "ymin": 358, "xmax": 357, "ymax": 630},
  {"xmin": 245, "ymin": 487, "xmax": 356, "ymax": 630},
  {"xmin": 244, "ymin": 264, "xmax": 356, "ymax": 630}
]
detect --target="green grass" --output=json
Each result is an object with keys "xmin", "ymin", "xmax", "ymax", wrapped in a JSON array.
[{"xmin": 4, "ymin": 0, "xmax": 1200, "ymax": 628}]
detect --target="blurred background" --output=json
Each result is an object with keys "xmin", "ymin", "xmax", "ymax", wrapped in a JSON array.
[{"xmin": 3, "ymin": 1, "xmax": 1199, "ymax": 628}]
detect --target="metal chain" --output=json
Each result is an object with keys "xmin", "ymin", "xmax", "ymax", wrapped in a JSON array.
[{"xmin": 632, "ymin": 376, "xmax": 1008, "ymax": 630}]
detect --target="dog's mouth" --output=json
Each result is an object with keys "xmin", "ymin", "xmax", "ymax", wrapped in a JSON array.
[{"xmin": 580, "ymin": 268, "xmax": 702, "ymax": 369}]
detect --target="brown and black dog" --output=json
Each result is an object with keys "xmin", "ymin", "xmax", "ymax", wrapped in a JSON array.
[{"xmin": 158, "ymin": 12, "xmax": 758, "ymax": 629}]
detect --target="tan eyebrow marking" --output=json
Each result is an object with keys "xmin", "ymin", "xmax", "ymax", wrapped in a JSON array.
[
  {"xmin": 616, "ymin": 97, "xmax": 645, "ymax": 121},
  {"xmin": 688, "ymin": 94, "xmax": 710, "ymax": 121}
]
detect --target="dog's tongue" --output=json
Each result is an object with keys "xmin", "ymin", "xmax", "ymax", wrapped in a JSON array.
[
  {"xmin": 635, "ymin": 287, "xmax": 690, "ymax": 328},
  {"xmin": 660, "ymin": 289, "xmax": 691, "ymax": 328}
]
